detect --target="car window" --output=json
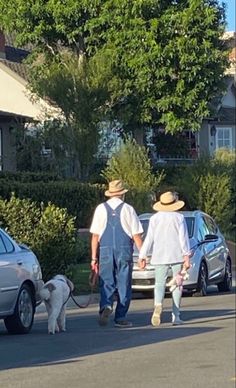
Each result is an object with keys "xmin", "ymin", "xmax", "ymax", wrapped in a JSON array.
[
  {"xmin": 197, "ymin": 216, "xmax": 210, "ymax": 241},
  {"xmin": 0, "ymin": 233, "xmax": 14, "ymax": 253},
  {"xmin": 140, "ymin": 220, "xmax": 149, "ymax": 239},
  {"xmin": 0, "ymin": 235, "xmax": 7, "ymax": 254},
  {"xmin": 184, "ymin": 217, "xmax": 194, "ymax": 238},
  {"xmin": 204, "ymin": 216, "xmax": 218, "ymax": 234},
  {"xmin": 141, "ymin": 217, "xmax": 194, "ymax": 238}
]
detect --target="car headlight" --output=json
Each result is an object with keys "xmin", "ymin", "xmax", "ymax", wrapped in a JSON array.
[{"xmin": 33, "ymin": 264, "xmax": 42, "ymax": 280}]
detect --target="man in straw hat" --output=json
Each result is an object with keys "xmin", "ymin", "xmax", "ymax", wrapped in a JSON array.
[
  {"xmin": 90, "ymin": 179, "xmax": 143, "ymax": 327},
  {"xmin": 138, "ymin": 191, "xmax": 191, "ymax": 326}
]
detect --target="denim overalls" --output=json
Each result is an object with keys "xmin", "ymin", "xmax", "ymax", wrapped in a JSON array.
[{"xmin": 99, "ymin": 202, "xmax": 134, "ymax": 322}]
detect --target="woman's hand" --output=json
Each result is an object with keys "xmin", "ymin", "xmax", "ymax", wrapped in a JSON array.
[{"xmin": 183, "ymin": 255, "xmax": 190, "ymax": 270}]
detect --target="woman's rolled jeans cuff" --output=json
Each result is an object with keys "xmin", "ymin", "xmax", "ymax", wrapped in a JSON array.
[{"xmin": 154, "ymin": 263, "xmax": 183, "ymax": 317}]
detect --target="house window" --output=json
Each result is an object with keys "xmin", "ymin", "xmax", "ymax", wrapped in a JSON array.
[{"xmin": 216, "ymin": 127, "xmax": 232, "ymax": 149}]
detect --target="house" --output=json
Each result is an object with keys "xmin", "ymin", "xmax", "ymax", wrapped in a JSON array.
[
  {"xmin": 197, "ymin": 31, "xmax": 236, "ymax": 157},
  {"xmin": 0, "ymin": 31, "xmax": 58, "ymax": 171},
  {"xmin": 152, "ymin": 31, "xmax": 236, "ymax": 163}
]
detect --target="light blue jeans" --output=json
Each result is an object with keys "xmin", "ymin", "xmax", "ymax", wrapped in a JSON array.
[{"xmin": 154, "ymin": 263, "xmax": 183, "ymax": 318}]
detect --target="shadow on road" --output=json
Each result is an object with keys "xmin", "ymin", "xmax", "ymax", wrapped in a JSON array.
[{"xmin": 0, "ymin": 306, "xmax": 235, "ymax": 372}]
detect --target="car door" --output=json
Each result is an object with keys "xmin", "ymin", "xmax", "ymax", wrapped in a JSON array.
[
  {"xmin": 0, "ymin": 231, "xmax": 21, "ymax": 315},
  {"xmin": 197, "ymin": 215, "xmax": 224, "ymax": 280},
  {"xmin": 203, "ymin": 215, "xmax": 226, "ymax": 277}
]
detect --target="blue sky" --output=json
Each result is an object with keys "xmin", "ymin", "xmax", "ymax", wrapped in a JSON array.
[{"xmin": 224, "ymin": 0, "xmax": 235, "ymax": 31}]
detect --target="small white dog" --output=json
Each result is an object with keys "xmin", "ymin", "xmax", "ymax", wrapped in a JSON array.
[{"xmin": 39, "ymin": 274, "xmax": 74, "ymax": 334}]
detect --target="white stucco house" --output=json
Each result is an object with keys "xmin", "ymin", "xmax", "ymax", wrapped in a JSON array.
[{"xmin": 0, "ymin": 31, "xmax": 59, "ymax": 171}]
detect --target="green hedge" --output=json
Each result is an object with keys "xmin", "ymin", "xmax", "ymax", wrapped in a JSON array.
[
  {"xmin": 0, "ymin": 194, "xmax": 78, "ymax": 281},
  {"xmin": 0, "ymin": 178, "xmax": 105, "ymax": 228},
  {"xmin": 0, "ymin": 173, "xmax": 154, "ymax": 227}
]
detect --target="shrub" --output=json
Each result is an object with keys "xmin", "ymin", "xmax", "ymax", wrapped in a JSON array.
[
  {"xmin": 0, "ymin": 194, "xmax": 77, "ymax": 281},
  {"xmin": 101, "ymin": 135, "xmax": 164, "ymax": 212},
  {"xmin": 170, "ymin": 154, "xmax": 235, "ymax": 233},
  {"xmin": 0, "ymin": 180, "xmax": 105, "ymax": 228},
  {"xmin": 197, "ymin": 173, "xmax": 233, "ymax": 232}
]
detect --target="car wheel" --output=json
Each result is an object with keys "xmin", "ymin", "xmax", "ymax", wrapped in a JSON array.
[
  {"xmin": 4, "ymin": 284, "xmax": 35, "ymax": 334},
  {"xmin": 195, "ymin": 261, "xmax": 208, "ymax": 297},
  {"xmin": 217, "ymin": 258, "xmax": 232, "ymax": 292}
]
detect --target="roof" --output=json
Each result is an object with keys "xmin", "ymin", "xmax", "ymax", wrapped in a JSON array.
[
  {"xmin": 0, "ymin": 33, "xmax": 30, "ymax": 81},
  {"xmin": 218, "ymin": 107, "xmax": 236, "ymax": 122}
]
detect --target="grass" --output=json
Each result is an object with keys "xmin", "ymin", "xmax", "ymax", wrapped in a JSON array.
[{"xmin": 68, "ymin": 262, "xmax": 99, "ymax": 295}]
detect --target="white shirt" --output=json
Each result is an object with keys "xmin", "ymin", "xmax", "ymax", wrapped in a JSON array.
[
  {"xmin": 139, "ymin": 211, "xmax": 191, "ymax": 265},
  {"xmin": 90, "ymin": 197, "xmax": 143, "ymax": 239}
]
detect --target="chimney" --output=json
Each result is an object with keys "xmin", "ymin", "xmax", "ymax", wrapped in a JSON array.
[{"xmin": 0, "ymin": 30, "xmax": 6, "ymax": 59}]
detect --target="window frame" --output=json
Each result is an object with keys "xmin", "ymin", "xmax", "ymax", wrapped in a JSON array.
[{"xmin": 215, "ymin": 127, "xmax": 233, "ymax": 150}]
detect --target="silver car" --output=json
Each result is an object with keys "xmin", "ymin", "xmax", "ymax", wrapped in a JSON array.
[
  {"xmin": 132, "ymin": 211, "xmax": 232, "ymax": 296},
  {"xmin": 0, "ymin": 228, "xmax": 43, "ymax": 334}
]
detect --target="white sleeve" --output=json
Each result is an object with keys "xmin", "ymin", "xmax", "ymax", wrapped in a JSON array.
[
  {"xmin": 179, "ymin": 218, "xmax": 191, "ymax": 255},
  {"xmin": 89, "ymin": 204, "xmax": 106, "ymax": 235},
  {"xmin": 139, "ymin": 218, "xmax": 154, "ymax": 259},
  {"xmin": 130, "ymin": 207, "xmax": 144, "ymax": 236}
]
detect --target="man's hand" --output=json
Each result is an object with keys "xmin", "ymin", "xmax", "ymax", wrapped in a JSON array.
[
  {"xmin": 138, "ymin": 258, "xmax": 147, "ymax": 270},
  {"xmin": 91, "ymin": 259, "xmax": 98, "ymax": 274}
]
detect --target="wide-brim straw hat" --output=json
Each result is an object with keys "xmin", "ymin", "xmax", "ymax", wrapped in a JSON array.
[
  {"xmin": 105, "ymin": 179, "xmax": 129, "ymax": 197},
  {"xmin": 153, "ymin": 191, "xmax": 185, "ymax": 212}
]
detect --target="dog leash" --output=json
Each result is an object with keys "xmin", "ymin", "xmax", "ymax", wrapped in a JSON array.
[{"xmin": 67, "ymin": 267, "xmax": 98, "ymax": 309}]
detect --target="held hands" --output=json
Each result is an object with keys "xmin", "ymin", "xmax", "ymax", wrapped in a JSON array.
[{"xmin": 138, "ymin": 258, "xmax": 147, "ymax": 270}]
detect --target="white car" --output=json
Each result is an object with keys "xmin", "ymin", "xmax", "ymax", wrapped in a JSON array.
[
  {"xmin": 132, "ymin": 211, "xmax": 232, "ymax": 296},
  {"xmin": 0, "ymin": 228, "xmax": 43, "ymax": 334}
]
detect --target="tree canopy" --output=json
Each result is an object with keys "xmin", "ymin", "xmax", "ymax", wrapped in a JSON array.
[{"xmin": 0, "ymin": 0, "xmax": 229, "ymax": 135}]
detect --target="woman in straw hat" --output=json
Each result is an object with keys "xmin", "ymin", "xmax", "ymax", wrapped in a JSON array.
[
  {"xmin": 138, "ymin": 191, "xmax": 191, "ymax": 326},
  {"xmin": 90, "ymin": 179, "xmax": 143, "ymax": 328}
]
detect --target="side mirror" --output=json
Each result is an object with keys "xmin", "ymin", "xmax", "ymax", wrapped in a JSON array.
[{"xmin": 204, "ymin": 234, "xmax": 218, "ymax": 242}]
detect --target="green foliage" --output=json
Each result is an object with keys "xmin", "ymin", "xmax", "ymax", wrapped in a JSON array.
[
  {"xmin": 153, "ymin": 132, "xmax": 191, "ymax": 157},
  {"xmin": 0, "ymin": 171, "xmax": 61, "ymax": 183},
  {"xmin": 0, "ymin": 194, "xmax": 77, "ymax": 281},
  {"xmin": 0, "ymin": 179, "xmax": 105, "ymax": 228},
  {"xmin": 170, "ymin": 153, "xmax": 235, "ymax": 233},
  {"xmin": 101, "ymin": 135, "xmax": 164, "ymax": 213},
  {"xmin": 102, "ymin": 135, "xmax": 164, "ymax": 192},
  {"xmin": 197, "ymin": 173, "xmax": 232, "ymax": 232},
  {"xmin": 0, "ymin": 0, "xmax": 229, "ymax": 135},
  {"xmin": 27, "ymin": 50, "xmax": 111, "ymax": 179}
]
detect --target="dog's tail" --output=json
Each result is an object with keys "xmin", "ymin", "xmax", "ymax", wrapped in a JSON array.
[{"xmin": 39, "ymin": 283, "xmax": 56, "ymax": 301}]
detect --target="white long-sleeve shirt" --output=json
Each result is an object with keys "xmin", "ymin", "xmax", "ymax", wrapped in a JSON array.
[
  {"xmin": 90, "ymin": 197, "xmax": 143, "ymax": 239},
  {"xmin": 139, "ymin": 211, "xmax": 191, "ymax": 265}
]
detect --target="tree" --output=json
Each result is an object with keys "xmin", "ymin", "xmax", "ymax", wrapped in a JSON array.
[
  {"xmin": 28, "ymin": 49, "xmax": 111, "ymax": 179},
  {"xmin": 101, "ymin": 135, "xmax": 165, "ymax": 212},
  {"xmin": 0, "ymin": 0, "xmax": 229, "ymax": 138}
]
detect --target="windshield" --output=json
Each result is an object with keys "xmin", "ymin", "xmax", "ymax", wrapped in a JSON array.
[{"xmin": 140, "ymin": 216, "xmax": 195, "ymax": 239}]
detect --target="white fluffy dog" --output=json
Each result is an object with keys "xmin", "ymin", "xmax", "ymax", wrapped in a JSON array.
[{"xmin": 39, "ymin": 275, "xmax": 74, "ymax": 334}]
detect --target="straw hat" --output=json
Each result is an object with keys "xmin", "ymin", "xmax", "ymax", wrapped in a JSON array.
[
  {"xmin": 153, "ymin": 191, "xmax": 185, "ymax": 212},
  {"xmin": 105, "ymin": 180, "xmax": 128, "ymax": 197}
]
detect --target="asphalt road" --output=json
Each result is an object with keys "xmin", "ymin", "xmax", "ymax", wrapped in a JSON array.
[{"xmin": 0, "ymin": 285, "xmax": 235, "ymax": 388}]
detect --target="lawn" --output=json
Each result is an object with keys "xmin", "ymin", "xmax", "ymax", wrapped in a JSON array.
[{"xmin": 70, "ymin": 262, "xmax": 99, "ymax": 295}]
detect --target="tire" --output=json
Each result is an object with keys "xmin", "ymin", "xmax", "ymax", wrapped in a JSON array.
[
  {"xmin": 4, "ymin": 284, "xmax": 35, "ymax": 334},
  {"xmin": 195, "ymin": 261, "xmax": 208, "ymax": 297},
  {"xmin": 217, "ymin": 258, "xmax": 232, "ymax": 292}
]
